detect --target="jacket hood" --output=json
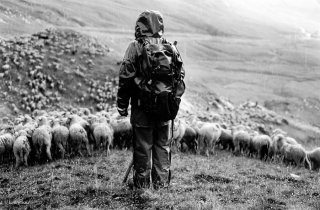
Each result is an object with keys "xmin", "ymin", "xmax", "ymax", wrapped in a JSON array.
[{"xmin": 135, "ymin": 10, "xmax": 164, "ymax": 39}]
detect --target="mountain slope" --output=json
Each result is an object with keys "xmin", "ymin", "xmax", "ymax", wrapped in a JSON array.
[{"xmin": 1, "ymin": 0, "xmax": 320, "ymax": 136}]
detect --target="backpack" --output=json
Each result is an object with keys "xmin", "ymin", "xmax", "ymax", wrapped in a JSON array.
[{"xmin": 136, "ymin": 38, "xmax": 185, "ymax": 121}]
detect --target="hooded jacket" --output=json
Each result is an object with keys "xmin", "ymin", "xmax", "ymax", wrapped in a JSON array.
[{"xmin": 117, "ymin": 10, "xmax": 185, "ymax": 127}]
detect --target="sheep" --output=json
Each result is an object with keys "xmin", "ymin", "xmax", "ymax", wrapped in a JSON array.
[
  {"xmin": 13, "ymin": 130, "xmax": 31, "ymax": 168},
  {"xmin": 79, "ymin": 107, "xmax": 91, "ymax": 116},
  {"xmin": 268, "ymin": 133, "xmax": 299, "ymax": 162},
  {"xmin": 0, "ymin": 126, "xmax": 15, "ymax": 163},
  {"xmin": 216, "ymin": 128, "xmax": 234, "ymax": 151},
  {"xmin": 190, "ymin": 116, "xmax": 204, "ymax": 130},
  {"xmin": 249, "ymin": 134, "xmax": 272, "ymax": 160},
  {"xmin": 274, "ymin": 134, "xmax": 298, "ymax": 154},
  {"xmin": 19, "ymin": 115, "xmax": 38, "ymax": 136},
  {"xmin": 31, "ymin": 116, "xmax": 53, "ymax": 163},
  {"xmin": 51, "ymin": 119, "xmax": 69, "ymax": 159},
  {"xmin": 280, "ymin": 143, "xmax": 311, "ymax": 169},
  {"xmin": 306, "ymin": 148, "xmax": 320, "ymax": 171},
  {"xmin": 67, "ymin": 115, "xmax": 91, "ymax": 157},
  {"xmin": 170, "ymin": 119, "xmax": 187, "ymax": 152},
  {"xmin": 92, "ymin": 117, "xmax": 114, "ymax": 156},
  {"xmin": 268, "ymin": 137, "xmax": 277, "ymax": 161},
  {"xmin": 110, "ymin": 118, "xmax": 132, "ymax": 150},
  {"xmin": 180, "ymin": 125, "xmax": 198, "ymax": 153},
  {"xmin": 0, "ymin": 117, "xmax": 11, "ymax": 132},
  {"xmin": 197, "ymin": 122, "xmax": 222, "ymax": 157},
  {"xmin": 232, "ymin": 129, "xmax": 251, "ymax": 156}
]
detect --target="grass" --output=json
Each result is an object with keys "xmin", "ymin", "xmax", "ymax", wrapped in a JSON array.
[{"xmin": 1, "ymin": 149, "xmax": 320, "ymax": 209}]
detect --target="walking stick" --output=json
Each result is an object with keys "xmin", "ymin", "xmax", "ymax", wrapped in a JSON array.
[{"xmin": 122, "ymin": 158, "xmax": 133, "ymax": 184}]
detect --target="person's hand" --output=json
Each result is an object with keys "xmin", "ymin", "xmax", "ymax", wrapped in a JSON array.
[{"xmin": 117, "ymin": 107, "xmax": 128, "ymax": 117}]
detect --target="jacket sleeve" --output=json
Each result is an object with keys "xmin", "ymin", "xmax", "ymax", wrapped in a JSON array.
[{"xmin": 117, "ymin": 41, "xmax": 138, "ymax": 110}]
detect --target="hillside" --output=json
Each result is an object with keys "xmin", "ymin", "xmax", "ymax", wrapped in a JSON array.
[{"xmin": 1, "ymin": 1, "xmax": 320, "ymax": 209}]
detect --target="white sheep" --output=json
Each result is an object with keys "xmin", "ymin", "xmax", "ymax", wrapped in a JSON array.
[
  {"xmin": 197, "ymin": 122, "xmax": 222, "ymax": 157},
  {"xmin": 170, "ymin": 119, "xmax": 187, "ymax": 152},
  {"xmin": 52, "ymin": 119, "xmax": 69, "ymax": 159},
  {"xmin": 273, "ymin": 134, "xmax": 298, "ymax": 154},
  {"xmin": 306, "ymin": 148, "xmax": 320, "ymax": 171},
  {"xmin": 68, "ymin": 115, "xmax": 91, "ymax": 157},
  {"xmin": 32, "ymin": 116, "xmax": 53, "ymax": 162},
  {"xmin": 216, "ymin": 128, "xmax": 234, "ymax": 151},
  {"xmin": 13, "ymin": 130, "xmax": 31, "ymax": 168},
  {"xmin": 0, "ymin": 126, "xmax": 15, "ymax": 163},
  {"xmin": 110, "ymin": 117, "xmax": 132, "ymax": 150},
  {"xmin": 232, "ymin": 129, "xmax": 251, "ymax": 156},
  {"xmin": 268, "ymin": 137, "xmax": 277, "ymax": 161},
  {"xmin": 250, "ymin": 134, "xmax": 272, "ymax": 160},
  {"xmin": 280, "ymin": 143, "xmax": 311, "ymax": 169},
  {"xmin": 92, "ymin": 117, "xmax": 113, "ymax": 156},
  {"xmin": 180, "ymin": 124, "xmax": 198, "ymax": 153}
]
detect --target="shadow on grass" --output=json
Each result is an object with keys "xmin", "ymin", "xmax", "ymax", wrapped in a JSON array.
[
  {"xmin": 249, "ymin": 197, "xmax": 287, "ymax": 210},
  {"xmin": 194, "ymin": 173, "xmax": 233, "ymax": 184}
]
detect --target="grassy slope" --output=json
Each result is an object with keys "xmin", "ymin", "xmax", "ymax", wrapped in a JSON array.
[{"xmin": 1, "ymin": 149, "xmax": 320, "ymax": 209}]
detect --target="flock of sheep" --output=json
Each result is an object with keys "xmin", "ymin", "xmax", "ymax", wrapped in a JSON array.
[
  {"xmin": 1, "ymin": 107, "xmax": 320, "ymax": 172},
  {"xmin": 0, "ymin": 107, "xmax": 132, "ymax": 168},
  {"xmin": 0, "ymin": 28, "xmax": 115, "ymax": 115},
  {"xmin": 171, "ymin": 116, "xmax": 320, "ymax": 171}
]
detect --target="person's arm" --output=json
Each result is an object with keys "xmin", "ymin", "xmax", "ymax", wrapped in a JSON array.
[{"xmin": 117, "ymin": 41, "xmax": 138, "ymax": 116}]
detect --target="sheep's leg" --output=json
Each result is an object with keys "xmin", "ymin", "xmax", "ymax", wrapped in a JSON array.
[
  {"xmin": 304, "ymin": 157, "xmax": 312, "ymax": 170},
  {"xmin": 102, "ymin": 139, "xmax": 108, "ymax": 154},
  {"xmin": 258, "ymin": 150, "xmax": 263, "ymax": 160},
  {"xmin": 58, "ymin": 143, "xmax": 65, "ymax": 159},
  {"xmin": 78, "ymin": 150, "xmax": 83, "ymax": 157},
  {"xmin": 46, "ymin": 145, "xmax": 52, "ymax": 161},
  {"xmin": 211, "ymin": 142, "xmax": 215, "ymax": 156},
  {"xmin": 15, "ymin": 156, "xmax": 20, "ymax": 168},
  {"xmin": 36, "ymin": 147, "xmax": 41, "ymax": 163},
  {"xmin": 106, "ymin": 144, "xmax": 110, "ymax": 157},
  {"xmin": 85, "ymin": 142, "xmax": 92, "ymax": 157},
  {"xmin": 24, "ymin": 153, "xmax": 29, "ymax": 167}
]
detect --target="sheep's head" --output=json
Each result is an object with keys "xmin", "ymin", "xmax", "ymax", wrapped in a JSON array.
[
  {"xmin": 17, "ymin": 130, "xmax": 30, "ymax": 138},
  {"xmin": 70, "ymin": 108, "xmax": 78, "ymax": 114},
  {"xmin": 82, "ymin": 108, "xmax": 91, "ymax": 116},
  {"xmin": 66, "ymin": 115, "xmax": 80, "ymax": 127},
  {"xmin": 5, "ymin": 125, "xmax": 15, "ymax": 134},
  {"xmin": 97, "ymin": 116, "xmax": 108, "ymax": 124},
  {"xmin": 23, "ymin": 115, "xmax": 33, "ymax": 124},
  {"xmin": 274, "ymin": 134, "xmax": 286, "ymax": 151},
  {"xmin": 52, "ymin": 119, "xmax": 60, "ymax": 127},
  {"xmin": 38, "ymin": 116, "xmax": 48, "ymax": 126}
]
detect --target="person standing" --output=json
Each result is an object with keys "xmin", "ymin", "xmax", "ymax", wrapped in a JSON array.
[{"xmin": 117, "ymin": 10, "xmax": 185, "ymax": 189}]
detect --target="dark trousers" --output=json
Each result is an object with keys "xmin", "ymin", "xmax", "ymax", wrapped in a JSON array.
[{"xmin": 132, "ymin": 124, "xmax": 171, "ymax": 189}]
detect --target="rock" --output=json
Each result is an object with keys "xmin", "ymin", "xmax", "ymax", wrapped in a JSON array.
[
  {"xmin": 2, "ymin": 64, "xmax": 10, "ymax": 70},
  {"xmin": 290, "ymin": 173, "xmax": 302, "ymax": 181}
]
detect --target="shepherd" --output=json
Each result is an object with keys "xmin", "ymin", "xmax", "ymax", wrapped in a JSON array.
[{"xmin": 117, "ymin": 10, "xmax": 186, "ymax": 189}]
